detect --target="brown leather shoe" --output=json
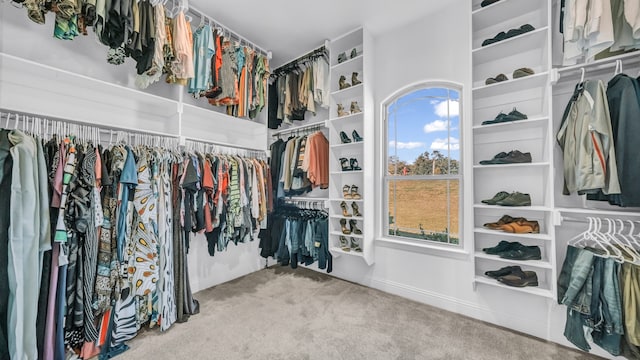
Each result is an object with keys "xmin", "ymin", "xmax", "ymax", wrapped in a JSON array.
[
  {"xmin": 500, "ymin": 219, "xmax": 540, "ymax": 234},
  {"xmin": 483, "ymin": 215, "xmax": 525, "ymax": 229}
]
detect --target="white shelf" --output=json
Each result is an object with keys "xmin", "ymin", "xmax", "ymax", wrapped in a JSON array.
[
  {"xmin": 331, "ymin": 141, "xmax": 364, "ymax": 149},
  {"xmin": 472, "ymin": 0, "xmax": 547, "ymax": 31},
  {"xmin": 473, "ymin": 72, "xmax": 549, "ymax": 99},
  {"xmin": 330, "ymin": 198, "xmax": 364, "ymax": 203},
  {"xmin": 473, "ymin": 27, "xmax": 548, "ymax": 64},
  {"xmin": 330, "ymin": 83, "xmax": 364, "ymax": 99},
  {"xmin": 474, "ymin": 228, "xmax": 552, "ymax": 240},
  {"xmin": 330, "ymin": 231, "xmax": 363, "ymax": 239},
  {"xmin": 474, "ymin": 275, "xmax": 554, "ymax": 298},
  {"xmin": 331, "ymin": 170, "xmax": 364, "ymax": 175},
  {"xmin": 474, "ymin": 252, "xmax": 553, "ymax": 269},
  {"xmin": 473, "ymin": 162, "xmax": 550, "ymax": 169},
  {"xmin": 330, "ymin": 247, "xmax": 364, "ymax": 257},
  {"xmin": 329, "ymin": 112, "xmax": 364, "ymax": 123},
  {"xmin": 331, "ymin": 54, "xmax": 364, "ymax": 71},
  {"xmin": 330, "ymin": 215, "xmax": 364, "ymax": 221},
  {"xmin": 473, "ymin": 116, "xmax": 548, "ymax": 132},
  {"xmin": 474, "ymin": 204, "xmax": 552, "ymax": 212}
]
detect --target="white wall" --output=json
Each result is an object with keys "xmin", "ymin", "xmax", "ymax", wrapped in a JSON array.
[
  {"xmin": 319, "ymin": 1, "xmax": 615, "ymax": 358},
  {"xmin": 0, "ymin": 5, "xmax": 267, "ymax": 294}
]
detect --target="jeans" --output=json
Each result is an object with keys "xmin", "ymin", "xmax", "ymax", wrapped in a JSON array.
[
  {"xmin": 591, "ymin": 258, "xmax": 623, "ymax": 356},
  {"xmin": 561, "ymin": 246, "xmax": 595, "ymax": 352},
  {"xmin": 621, "ymin": 262, "xmax": 640, "ymax": 346}
]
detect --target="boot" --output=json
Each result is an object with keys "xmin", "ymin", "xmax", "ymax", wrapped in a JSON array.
[
  {"xmin": 350, "ymin": 101, "xmax": 361, "ymax": 114},
  {"xmin": 350, "ymin": 237, "xmax": 362, "ymax": 252},
  {"xmin": 339, "ymin": 75, "xmax": 351, "ymax": 90},
  {"xmin": 337, "ymin": 103, "xmax": 349, "ymax": 117},
  {"xmin": 352, "ymin": 72, "xmax": 362, "ymax": 86}
]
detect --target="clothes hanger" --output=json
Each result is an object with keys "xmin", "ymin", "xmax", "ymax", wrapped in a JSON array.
[
  {"xmin": 614, "ymin": 60, "xmax": 623, "ymax": 75},
  {"xmin": 613, "ymin": 219, "xmax": 640, "ymax": 263},
  {"xmin": 600, "ymin": 218, "xmax": 626, "ymax": 263}
]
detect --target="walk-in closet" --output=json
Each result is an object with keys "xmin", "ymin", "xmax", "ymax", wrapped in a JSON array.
[{"xmin": 1, "ymin": 0, "xmax": 639, "ymax": 358}]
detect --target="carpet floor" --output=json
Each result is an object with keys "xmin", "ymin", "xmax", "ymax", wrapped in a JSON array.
[{"xmin": 124, "ymin": 267, "xmax": 600, "ymax": 360}]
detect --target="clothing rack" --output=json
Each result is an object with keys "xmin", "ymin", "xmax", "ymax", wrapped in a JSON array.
[
  {"xmin": 271, "ymin": 45, "xmax": 328, "ymax": 78},
  {"xmin": 271, "ymin": 120, "xmax": 327, "ymax": 138},
  {"xmin": 182, "ymin": 136, "xmax": 267, "ymax": 159},
  {"xmin": 551, "ymin": 50, "xmax": 640, "ymax": 84},
  {"xmin": 282, "ymin": 198, "xmax": 326, "ymax": 210},
  {"xmin": 187, "ymin": 5, "xmax": 271, "ymax": 58}
]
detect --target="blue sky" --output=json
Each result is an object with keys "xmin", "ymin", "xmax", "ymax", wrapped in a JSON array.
[{"xmin": 388, "ymin": 88, "xmax": 460, "ymax": 163}]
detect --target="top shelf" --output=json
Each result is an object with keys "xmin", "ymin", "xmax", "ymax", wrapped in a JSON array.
[{"xmin": 472, "ymin": 0, "xmax": 547, "ymax": 31}]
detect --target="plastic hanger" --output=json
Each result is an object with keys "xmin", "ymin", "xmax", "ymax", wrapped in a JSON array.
[
  {"xmin": 614, "ymin": 60, "xmax": 623, "ymax": 75},
  {"xmin": 568, "ymin": 217, "xmax": 594, "ymax": 247},
  {"xmin": 587, "ymin": 217, "xmax": 613, "ymax": 258},
  {"xmin": 613, "ymin": 219, "xmax": 640, "ymax": 263}
]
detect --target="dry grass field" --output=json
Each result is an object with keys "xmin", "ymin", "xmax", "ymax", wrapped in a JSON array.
[{"xmin": 388, "ymin": 180, "xmax": 460, "ymax": 242}]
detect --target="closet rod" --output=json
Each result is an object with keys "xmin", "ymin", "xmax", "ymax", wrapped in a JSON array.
[
  {"xmin": 187, "ymin": 5, "xmax": 270, "ymax": 58},
  {"xmin": 553, "ymin": 51, "xmax": 640, "ymax": 82},
  {"xmin": 272, "ymin": 44, "xmax": 328, "ymax": 71},
  {"xmin": 182, "ymin": 136, "xmax": 267, "ymax": 152},
  {"xmin": 271, "ymin": 120, "xmax": 327, "ymax": 137}
]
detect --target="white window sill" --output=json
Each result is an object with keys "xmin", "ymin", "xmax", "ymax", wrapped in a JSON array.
[{"xmin": 375, "ymin": 237, "xmax": 470, "ymax": 260}]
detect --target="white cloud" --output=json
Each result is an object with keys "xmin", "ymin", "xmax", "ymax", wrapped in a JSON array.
[
  {"xmin": 434, "ymin": 100, "xmax": 460, "ymax": 118},
  {"xmin": 430, "ymin": 137, "xmax": 460, "ymax": 151},
  {"xmin": 423, "ymin": 120, "xmax": 448, "ymax": 133},
  {"xmin": 389, "ymin": 141, "xmax": 425, "ymax": 150}
]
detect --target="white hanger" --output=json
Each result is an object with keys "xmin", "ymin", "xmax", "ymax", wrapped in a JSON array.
[
  {"xmin": 613, "ymin": 219, "xmax": 640, "ymax": 263},
  {"xmin": 601, "ymin": 218, "xmax": 626, "ymax": 263},
  {"xmin": 588, "ymin": 217, "xmax": 613, "ymax": 258},
  {"xmin": 614, "ymin": 60, "xmax": 623, "ymax": 75}
]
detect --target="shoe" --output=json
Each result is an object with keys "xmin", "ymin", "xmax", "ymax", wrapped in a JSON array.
[
  {"xmin": 482, "ymin": 108, "xmax": 528, "ymax": 125},
  {"xmin": 505, "ymin": 24, "xmax": 535, "ymax": 40},
  {"xmin": 339, "ymin": 157, "xmax": 351, "ymax": 171},
  {"xmin": 495, "ymin": 192, "xmax": 531, "ymax": 206},
  {"xmin": 352, "ymin": 130, "xmax": 363, "ymax": 142},
  {"xmin": 339, "ymin": 236, "xmax": 350, "ymax": 251},
  {"xmin": 350, "ymin": 101, "xmax": 362, "ymax": 114},
  {"xmin": 482, "ymin": 112, "xmax": 509, "ymax": 125},
  {"xmin": 482, "ymin": 240, "xmax": 523, "ymax": 255},
  {"xmin": 350, "ymin": 48, "xmax": 358, "ymax": 59},
  {"xmin": 340, "ymin": 131, "xmax": 352, "ymax": 144},
  {"xmin": 339, "ymin": 75, "xmax": 351, "ymax": 90},
  {"xmin": 500, "ymin": 219, "xmax": 540, "ymax": 234},
  {"xmin": 350, "ymin": 185, "xmax": 362, "ymax": 200},
  {"xmin": 350, "ymin": 237, "xmax": 362, "ymax": 252},
  {"xmin": 481, "ymin": 191, "xmax": 510, "ymax": 205},
  {"xmin": 343, "ymin": 185, "xmax": 353, "ymax": 199},
  {"xmin": 513, "ymin": 67, "xmax": 535, "ymax": 79},
  {"xmin": 340, "ymin": 201, "xmax": 352, "ymax": 217},
  {"xmin": 352, "ymin": 72, "xmax": 362, "ymax": 86},
  {"xmin": 481, "ymin": 0, "xmax": 500, "ymax": 7},
  {"xmin": 338, "ymin": 52, "xmax": 347, "ymax": 63},
  {"xmin": 340, "ymin": 219, "xmax": 352, "ymax": 235},
  {"xmin": 485, "ymin": 265, "xmax": 521, "ymax": 279},
  {"xmin": 337, "ymin": 103, "xmax": 349, "ymax": 117},
  {"xmin": 482, "ymin": 31, "xmax": 507, "ymax": 46},
  {"xmin": 483, "ymin": 215, "xmax": 521, "ymax": 229},
  {"xmin": 485, "ymin": 73, "xmax": 509, "ymax": 85},
  {"xmin": 350, "ymin": 158, "xmax": 362, "ymax": 171},
  {"xmin": 349, "ymin": 219, "xmax": 362, "ymax": 235},
  {"xmin": 498, "ymin": 269, "xmax": 539, "ymax": 287},
  {"xmin": 351, "ymin": 202, "xmax": 362, "ymax": 217},
  {"xmin": 479, "ymin": 150, "xmax": 532, "ymax": 165},
  {"xmin": 499, "ymin": 245, "xmax": 542, "ymax": 260}
]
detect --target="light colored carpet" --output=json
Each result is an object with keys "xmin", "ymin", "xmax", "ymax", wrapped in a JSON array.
[{"xmin": 124, "ymin": 267, "xmax": 599, "ymax": 360}]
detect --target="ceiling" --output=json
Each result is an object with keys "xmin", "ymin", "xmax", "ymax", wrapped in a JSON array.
[{"xmin": 189, "ymin": 0, "xmax": 450, "ymax": 68}]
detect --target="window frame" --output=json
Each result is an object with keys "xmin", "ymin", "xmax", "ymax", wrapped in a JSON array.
[{"xmin": 380, "ymin": 81, "xmax": 464, "ymax": 249}]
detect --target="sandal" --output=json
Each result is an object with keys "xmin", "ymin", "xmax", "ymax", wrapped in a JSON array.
[
  {"xmin": 349, "ymin": 219, "xmax": 362, "ymax": 235},
  {"xmin": 350, "ymin": 158, "xmax": 361, "ymax": 171},
  {"xmin": 340, "ymin": 158, "xmax": 351, "ymax": 171},
  {"xmin": 343, "ymin": 185, "xmax": 353, "ymax": 199},
  {"xmin": 350, "ymin": 237, "xmax": 362, "ymax": 252},
  {"xmin": 339, "ymin": 236, "xmax": 351, "ymax": 251},
  {"xmin": 340, "ymin": 219, "xmax": 352, "ymax": 235},
  {"xmin": 351, "ymin": 202, "xmax": 362, "ymax": 217},
  {"xmin": 350, "ymin": 185, "xmax": 362, "ymax": 200},
  {"xmin": 340, "ymin": 201, "xmax": 352, "ymax": 217}
]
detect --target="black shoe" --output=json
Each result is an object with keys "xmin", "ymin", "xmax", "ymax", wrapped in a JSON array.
[
  {"xmin": 499, "ymin": 245, "xmax": 542, "ymax": 260},
  {"xmin": 350, "ymin": 48, "xmax": 358, "ymax": 59},
  {"xmin": 481, "ymin": 191, "xmax": 510, "ymax": 205},
  {"xmin": 482, "ymin": 31, "xmax": 507, "ymax": 46},
  {"xmin": 481, "ymin": 0, "xmax": 500, "ymax": 7},
  {"xmin": 485, "ymin": 73, "xmax": 509, "ymax": 85},
  {"xmin": 504, "ymin": 108, "xmax": 528, "ymax": 121},
  {"xmin": 498, "ymin": 269, "xmax": 539, "ymax": 287},
  {"xmin": 352, "ymin": 130, "xmax": 363, "ymax": 142},
  {"xmin": 338, "ymin": 52, "xmax": 347, "ymax": 63},
  {"xmin": 482, "ymin": 241, "xmax": 523, "ymax": 255},
  {"xmin": 340, "ymin": 131, "xmax": 352, "ymax": 144},
  {"xmin": 479, "ymin": 151, "xmax": 509, "ymax": 165},
  {"xmin": 350, "ymin": 158, "xmax": 361, "ymax": 171},
  {"xmin": 480, "ymin": 150, "xmax": 531, "ymax": 165},
  {"xmin": 340, "ymin": 158, "xmax": 351, "ymax": 171},
  {"xmin": 485, "ymin": 266, "xmax": 521, "ymax": 279}
]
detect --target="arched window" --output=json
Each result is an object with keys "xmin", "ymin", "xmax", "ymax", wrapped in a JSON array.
[{"xmin": 383, "ymin": 82, "xmax": 462, "ymax": 245}]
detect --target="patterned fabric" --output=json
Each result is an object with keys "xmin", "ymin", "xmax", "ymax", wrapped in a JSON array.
[
  {"xmin": 81, "ymin": 148, "xmax": 100, "ymax": 342},
  {"xmin": 94, "ymin": 198, "xmax": 117, "ymax": 315},
  {"xmin": 54, "ymin": 143, "xmax": 77, "ymax": 243},
  {"xmin": 158, "ymin": 159, "xmax": 176, "ymax": 331}
]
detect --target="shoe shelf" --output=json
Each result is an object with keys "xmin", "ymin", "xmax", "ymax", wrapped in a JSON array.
[
  {"xmin": 329, "ymin": 231, "xmax": 364, "ymax": 239},
  {"xmin": 330, "ymin": 83, "xmax": 364, "ymax": 98},
  {"xmin": 472, "ymin": 116, "xmax": 548, "ymax": 133},
  {"xmin": 474, "ymin": 228, "xmax": 553, "ymax": 241},
  {"xmin": 473, "ymin": 72, "xmax": 549, "ymax": 99},
  {"xmin": 329, "ymin": 112, "xmax": 364, "ymax": 123},
  {"xmin": 330, "ymin": 170, "xmax": 364, "ymax": 175},
  {"xmin": 330, "ymin": 198, "xmax": 364, "ymax": 203},
  {"xmin": 474, "ymin": 275, "xmax": 554, "ymax": 298},
  {"xmin": 330, "ymin": 247, "xmax": 364, "ymax": 258},
  {"xmin": 330, "ymin": 215, "xmax": 364, "ymax": 221},
  {"xmin": 330, "ymin": 142, "xmax": 364, "ymax": 150},
  {"xmin": 472, "ymin": 27, "xmax": 548, "ymax": 64},
  {"xmin": 330, "ymin": 54, "xmax": 363, "ymax": 71},
  {"xmin": 472, "ymin": 0, "xmax": 548, "ymax": 27},
  {"xmin": 473, "ymin": 161, "xmax": 550, "ymax": 169},
  {"xmin": 474, "ymin": 252, "xmax": 553, "ymax": 269},
  {"xmin": 473, "ymin": 204, "xmax": 552, "ymax": 212}
]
